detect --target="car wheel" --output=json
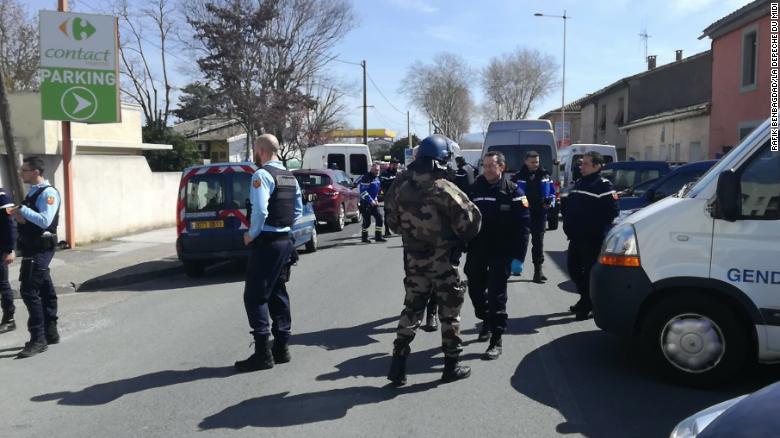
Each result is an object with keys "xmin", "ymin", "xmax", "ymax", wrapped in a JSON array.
[
  {"xmin": 305, "ymin": 227, "xmax": 318, "ymax": 253},
  {"xmin": 183, "ymin": 261, "xmax": 206, "ymax": 278},
  {"xmin": 639, "ymin": 292, "xmax": 749, "ymax": 388},
  {"xmin": 352, "ymin": 205, "xmax": 362, "ymax": 223},
  {"xmin": 331, "ymin": 205, "xmax": 345, "ymax": 231}
]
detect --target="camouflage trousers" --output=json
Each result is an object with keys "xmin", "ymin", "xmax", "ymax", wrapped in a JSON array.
[{"xmin": 393, "ymin": 246, "xmax": 465, "ymax": 358}]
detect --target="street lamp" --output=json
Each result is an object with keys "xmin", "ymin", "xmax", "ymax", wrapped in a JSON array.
[{"xmin": 534, "ymin": 10, "xmax": 571, "ymax": 147}]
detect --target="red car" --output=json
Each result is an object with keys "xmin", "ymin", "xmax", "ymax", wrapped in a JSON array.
[{"xmin": 293, "ymin": 169, "xmax": 361, "ymax": 231}]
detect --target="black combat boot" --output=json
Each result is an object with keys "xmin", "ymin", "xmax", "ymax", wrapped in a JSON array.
[
  {"xmin": 235, "ymin": 335, "xmax": 274, "ymax": 372},
  {"xmin": 533, "ymin": 263, "xmax": 547, "ymax": 284},
  {"xmin": 422, "ymin": 311, "xmax": 438, "ymax": 332},
  {"xmin": 374, "ymin": 231, "xmax": 387, "ymax": 242},
  {"xmin": 384, "ymin": 228, "xmax": 391, "ymax": 237},
  {"xmin": 0, "ymin": 314, "xmax": 15, "ymax": 334},
  {"xmin": 272, "ymin": 337, "xmax": 291, "ymax": 364},
  {"xmin": 482, "ymin": 333, "xmax": 502, "ymax": 360},
  {"xmin": 387, "ymin": 346, "xmax": 409, "ymax": 386},
  {"xmin": 477, "ymin": 323, "xmax": 491, "ymax": 342},
  {"xmin": 17, "ymin": 337, "xmax": 48, "ymax": 358},
  {"xmin": 45, "ymin": 321, "xmax": 60, "ymax": 344},
  {"xmin": 441, "ymin": 355, "xmax": 471, "ymax": 383},
  {"xmin": 361, "ymin": 231, "xmax": 371, "ymax": 243}
]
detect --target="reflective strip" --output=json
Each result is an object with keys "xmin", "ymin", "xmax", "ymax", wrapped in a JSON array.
[
  {"xmin": 472, "ymin": 197, "xmax": 497, "ymax": 202},
  {"xmin": 569, "ymin": 189, "xmax": 616, "ymax": 198},
  {"xmin": 512, "ymin": 196, "xmax": 527, "ymax": 202}
]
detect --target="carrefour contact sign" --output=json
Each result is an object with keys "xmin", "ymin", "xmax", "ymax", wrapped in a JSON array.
[{"xmin": 39, "ymin": 11, "xmax": 120, "ymax": 123}]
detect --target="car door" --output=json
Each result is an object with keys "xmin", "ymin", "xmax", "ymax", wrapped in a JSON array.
[
  {"xmin": 336, "ymin": 170, "xmax": 357, "ymax": 214},
  {"xmin": 710, "ymin": 140, "xmax": 780, "ymax": 350}
]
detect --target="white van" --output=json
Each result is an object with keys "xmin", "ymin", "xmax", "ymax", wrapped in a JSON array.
[
  {"xmin": 591, "ymin": 119, "xmax": 779, "ymax": 387},
  {"xmin": 558, "ymin": 144, "xmax": 618, "ymax": 186},
  {"xmin": 301, "ymin": 144, "xmax": 372, "ymax": 179}
]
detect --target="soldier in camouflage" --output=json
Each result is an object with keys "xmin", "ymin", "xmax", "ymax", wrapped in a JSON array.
[{"xmin": 384, "ymin": 135, "xmax": 482, "ymax": 386}]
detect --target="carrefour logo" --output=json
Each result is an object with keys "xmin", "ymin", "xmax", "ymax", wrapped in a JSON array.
[{"xmin": 59, "ymin": 17, "xmax": 96, "ymax": 41}]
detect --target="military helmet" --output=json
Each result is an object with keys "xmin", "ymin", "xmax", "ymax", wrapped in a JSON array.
[{"xmin": 417, "ymin": 135, "xmax": 452, "ymax": 163}]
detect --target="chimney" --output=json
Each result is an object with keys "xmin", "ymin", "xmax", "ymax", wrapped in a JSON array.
[
  {"xmin": 675, "ymin": 50, "xmax": 683, "ymax": 61},
  {"xmin": 647, "ymin": 55, "xmax": 657, "ymax": 70}
]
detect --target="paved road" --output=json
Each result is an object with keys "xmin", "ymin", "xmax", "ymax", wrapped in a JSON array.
[{"xmin": 1, "ymin": 220, "xmax": 778, "ymax": 437}]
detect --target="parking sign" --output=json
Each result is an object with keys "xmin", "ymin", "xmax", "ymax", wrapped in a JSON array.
[{"xmin": 39, "ymin": 11, "xmax": 120, "ymax": 123}]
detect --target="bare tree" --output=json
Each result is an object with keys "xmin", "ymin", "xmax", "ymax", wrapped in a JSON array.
[
  {"xmin": 0, "ymin": 0, "xmax": 38, "ymax": 91},
  {"xmin": 400, "ymin": 52, "xmax": 474, "ymax": 141},
  {"xmin": 115, "ymin": 0, "xmax": 178, "ymax": 131},
  {"xmin": 481, "ymin": 47, "xmax": 559, "ymax": 120}
]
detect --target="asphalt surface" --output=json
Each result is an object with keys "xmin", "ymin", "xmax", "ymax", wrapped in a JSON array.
[{"xmin": 1, "ymin": 221, "xmax": 778, "ymax": 437}]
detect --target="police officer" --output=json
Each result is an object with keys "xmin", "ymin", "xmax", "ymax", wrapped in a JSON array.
[
  {"xmin": 384, "ymin": 134, "xmax": 482, "ymax": 385},
  {"xmin": 562, "ymin": 151, "xmax": 619, "ymax": 320},
  {"xmin": 358, "ymin": 163, "xmax": 386, "ymax": 243},
  {"xmin": 235, "ymin": 134, "xmax": 303, "ymax": 373},
  {"xmin": 0, "ymin": 189, "xmax": 16, "ymax": 334},
  {"xmin": 11, "ymin": 157, "xmax": 61, "ymax": 358},
  {"xmin": 453, "ymin": 156, "xmax": 476, "ymax": 193},
  {"xmin": 379, "ymin": 159, "xmax": 400, "ymax": 237},
  {"xmin": 465, "ymin": 151, "xmax": 530, "ymax": 360},
  {"xmin": 514, "ymin": 151, "xmax": 556, "ymax": 283}
]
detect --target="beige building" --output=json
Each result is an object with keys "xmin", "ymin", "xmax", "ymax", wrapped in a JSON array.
[
  {"xmin": 0, "ymin": 92, "xmax": 175, "ymax": 244},
  {"xmin": 620, "ymin": 103, "xmax": 710, "ymax": 162}
]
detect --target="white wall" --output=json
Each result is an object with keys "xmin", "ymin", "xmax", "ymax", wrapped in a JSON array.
[
  {"xmin": 72, "ymin": 155, "xmax": 179, "ymax": 243},
  {"xmin": 625, "ymin": 115, "xmax": 710, "ymax": 162}
]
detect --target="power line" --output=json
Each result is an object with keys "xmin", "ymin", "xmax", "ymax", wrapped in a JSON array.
[{"xmin": 366, "ymin": 71, "xmax": 407, "ymax": 116}]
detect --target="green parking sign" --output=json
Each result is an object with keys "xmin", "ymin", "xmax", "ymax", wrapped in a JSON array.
[{"xmin": 39, "ymin": 11, "xmax": 120, "ymax": 123}]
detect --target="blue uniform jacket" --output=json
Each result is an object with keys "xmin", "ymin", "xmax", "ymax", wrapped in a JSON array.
[
  {"xmin": 358, "ymin": 173, "xmax": 381, "ymax": 205},
  {"xmin": 562, "ymin": 171, "xmax": 619, "ymax": 242},
  {"xmin": 248, "ymin": 161, "xmax": 303, "ymax": 240},
  {"xmin": 20, "ymin": 181, "xmax": 61, "ymax": 230},
  {"xmin": 468, "ymin": 175, "xmax": 530, "ymax": 260},
  {"xmin": 513, "ymin": 166, "xmax": 556, "ymax": 211}
]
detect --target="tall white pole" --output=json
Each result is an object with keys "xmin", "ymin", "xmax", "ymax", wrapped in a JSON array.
[{"xmin": 562, "ymin": 10, "xmax": 567, "ymax": 147}]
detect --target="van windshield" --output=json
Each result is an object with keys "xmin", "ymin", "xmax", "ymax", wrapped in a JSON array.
[
  {"xmin": 295, "ymin": 173, "xmax": 332, "ymax": 188},
  {"xmin": 486, "ymin": 145, "xmax": 553, "ymax": 173}
]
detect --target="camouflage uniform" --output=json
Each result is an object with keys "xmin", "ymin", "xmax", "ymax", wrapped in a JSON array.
[{"xmin": 385, "ymin": 168, "xmax": 482, "ymax": 358}]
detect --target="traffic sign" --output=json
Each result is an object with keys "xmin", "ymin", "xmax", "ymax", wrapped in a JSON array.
[{"xmin": 39, "ymin": 11, "xmax": 120, "ymax": 123}]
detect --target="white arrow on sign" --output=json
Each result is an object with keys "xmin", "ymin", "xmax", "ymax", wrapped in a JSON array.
[
  {"xmin": 60, "ymin": 86, "xmax": 98, "ymax": 121},
  {"xmin": 73, "ymin": 93, "xmax": 92, "ymax": 114}
]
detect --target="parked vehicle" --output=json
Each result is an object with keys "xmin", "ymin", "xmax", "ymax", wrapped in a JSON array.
[
  {"xmin": 601, "ymin": 160, "xmax": 672, "ymax": 194},
  {"xmin": 558, "ymin": 144, "xmax": 618, "ymax": 187},
  {"xmin": 176, "ymin": 163, "xmax": 317, "ymax": 277},
  {"xmin": 670, "ymin": 380, "xmax": 780, "ymax": 437},
  {"xmin": 615, "ymin": 160, "xmax": 717, "ymax": 222},
  {"xmin": 591, "ymin": 119, "xmax": 779, "ymax": 387},
  {"xmin": 293, "ymin": 168, "xmax": 361, "ymax": 231},
  {"xmin": 461, "ymin": 149, "xmax": 483, "ymax": 168},
  {"xmin": 301, "ymin": 144, "xmax": 372, "ymax": 180},
  {"xmin": 481, "ymin": 119, "xmax": 561, "ymax": 230}
]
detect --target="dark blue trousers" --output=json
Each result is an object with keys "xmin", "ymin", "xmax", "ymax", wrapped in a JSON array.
[
  {"xmin": 465, "ymin": 247, "xmax": 511, "ymax": 334},
  {"xmin": 243, "ymin": 235, "xmax": 293, "ymax": 340},
  {"xmin": 529, "ymin": 209, "xmax": 547, "ymax": 265},
  {"xmin": 0, "ymin": 257, "xmax": 14, "ymax": 318},
  {"xmin": 20, "ymin": 250, "xmax": 56, "ymax": 339}
]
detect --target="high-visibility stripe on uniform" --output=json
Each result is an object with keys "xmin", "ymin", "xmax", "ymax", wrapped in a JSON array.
[
  {"xmin": 569, "ymin": 189, "xmax": 616, "ymax": 198},
  {"xmin": 472, "ymin": 197, "xmax": 497, "ymax": 202}
]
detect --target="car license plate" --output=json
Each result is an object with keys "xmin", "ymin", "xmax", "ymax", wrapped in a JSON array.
[{"xmin": 191, "ymin": 220, "xmax": 224, "ymax": 230}]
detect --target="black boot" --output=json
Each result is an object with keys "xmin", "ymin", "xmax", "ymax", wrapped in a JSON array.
[
  {"xmin": 533, "ymin": 263, "xmax": 547, "ymax": 284},
  {"xmin": 374, "ymin": 231, "xmax": 387, "ymax": 242},
  {"xmin": 384, "ymin": 229, "xmax": 391, "ymax": 237},
  {"xmin": 422, "ymin": 311, "xmax": 438, "ymax": 332},
  {"xmin": 387, "ymin": 346, "xmax": 409, "ymax": 386},
  {"xmin": 235, "ymin": 336, "xmax": 274, "ymax": 372},
  {"xmin": 441, "ymin": 355, "xmax": 471, "ymax": 383},
  {"xmin": 361, "ymin": 231, "xmax": 371, "ymax": 243},
  {"xmin": 482, "ymin": 334, "xmax": 502, "ymax": 360},
  {"xmin": 477, "ymin": 323, "xmax": 491, "ymax": 342},
  {"xmin": 45, "ymin": 321, "xmax": 60, "ymax": 344},
  {"xmin": 272, "ymin": 338, "xmax": 291, "ymax": 364},
  {"xmin": 0, "ymin": 315, "xmax": 15, "ymax": 334},
  {"xmin": 17, "ymin": 337, "xmax": 47, "ymax": 358}
]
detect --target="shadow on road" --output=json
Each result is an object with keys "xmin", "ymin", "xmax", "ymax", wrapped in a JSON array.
[
  {"xmin": 556, "ymin": 280, "xmax": 578, "ymax": 294},
  {"xmin": 198, "ymin": 381, "xmax": 440, "ymax": 430},
  {"xmin": 31, "ymin": 366, "xmax": 234, "ymax": 406},
  {"xmin": 511, "ymin": 330, "xmax": 780, "ymax": 437},
  {"xmin": 546, "ymin": 250, "xmax": 569, "ymax": 277},
  {"xmin": 290, "ymin": 316, "xmax": 397, "ymax": 351}
]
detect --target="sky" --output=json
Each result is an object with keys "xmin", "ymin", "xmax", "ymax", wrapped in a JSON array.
[{"xmin": 27, "ymin": 0, "xmax": 754, "ymax": 140}]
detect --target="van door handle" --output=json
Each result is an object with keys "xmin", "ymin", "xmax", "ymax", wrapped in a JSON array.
[{"xmin": 676, "ymin": 234, "xmax": 690, "ymax": 242}]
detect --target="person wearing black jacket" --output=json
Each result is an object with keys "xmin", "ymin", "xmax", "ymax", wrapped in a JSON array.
[
  {"xmin": 562, "ymin": 151, "xmax": 619, "ymax": 320},
  {"xmin": 453, "ymin": 156, "xmax": 476, "ymax": 194},
  {"xmin": 379, "ymin": 159, "xmax": 400, "ymax": 237},
  {"xmin": 465, "ymin": 151, "xmax": 530, "ymax": 360},
  {"xmin": 0, "ymin": 189, "xmax": 16, "ymax": 334}
]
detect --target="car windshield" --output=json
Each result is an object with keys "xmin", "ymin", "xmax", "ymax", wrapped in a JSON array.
[
  {"xmin": 602, "ymin": 169, "xmax": 662, "ymax": 192},
  {"xmin": 295, "ymin": 173, "xmax": 331, "ymax": 188},
  {"xmin": 486, "ymin": 145, "xmax": 553, "ymax": 173},
  {"xmin": 185, "ymin": 174, "xmax": 225, "ymax": 212},
  {"xmin": 629, "ymin": 177, "xmax": 659, "ymax": 197}
]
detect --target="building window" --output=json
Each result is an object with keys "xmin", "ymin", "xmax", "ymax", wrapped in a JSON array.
[
  {"xmin": 598, "ymin": 104, "xmax": 607, "ymax": 131},
  {"xmin": 741, "ymin": 26, "xmax": 758, "ymax": 91},
  {"xmin": 614, "ymin": 97, "xmax": 625, "ymax": 125},
  {"xmin": 644, "ymin": 145, "xmax": 653, "ymax": 160},
  {"xmin": 673, "ymin": 143, "xmax": 681, "ymax": 162},
  {"xmin": 738, "ymin": 120, "xmax": 762, "ymax": 141},
  {"xmin": 689, "ymin": 141, "xmax": 703, "ymax": 162}
]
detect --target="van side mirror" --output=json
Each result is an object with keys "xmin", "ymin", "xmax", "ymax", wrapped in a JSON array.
[{"xmin": 714, "ymin": 170, "xmax": 740, "ymax": 222}]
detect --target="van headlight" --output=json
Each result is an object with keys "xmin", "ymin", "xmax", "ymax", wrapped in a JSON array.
[{"xmin": 599, "ymin": 224, "xmax": 640, "ymax": 267}]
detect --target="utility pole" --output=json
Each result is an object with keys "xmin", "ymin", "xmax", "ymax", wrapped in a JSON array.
[
  {"xmin": 362, "ymin": 60, "xmax": 367, "ymax": 145},
  {"xmin": 407, "ymin": 111, "xmax": 412, "ymax": 148},
  {"xmin": 0, "ymin": 65, "xmax": 25, "ymax": 202}
]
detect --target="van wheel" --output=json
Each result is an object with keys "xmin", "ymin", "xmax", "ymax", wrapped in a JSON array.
[
  {"xmin": 183, "ymin": 261, "xmax": 206, "ymax": 278},
  {"xmin": 331, "ymin": 205, "xmax": 345, "ymax": 231},
  {"xmin": 639, "ymin": 292, "xmax": 748, "ymax": 388},
  {"xmin": 305, "ymin": 228, "xmax": 318, "ymax": 253}
]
